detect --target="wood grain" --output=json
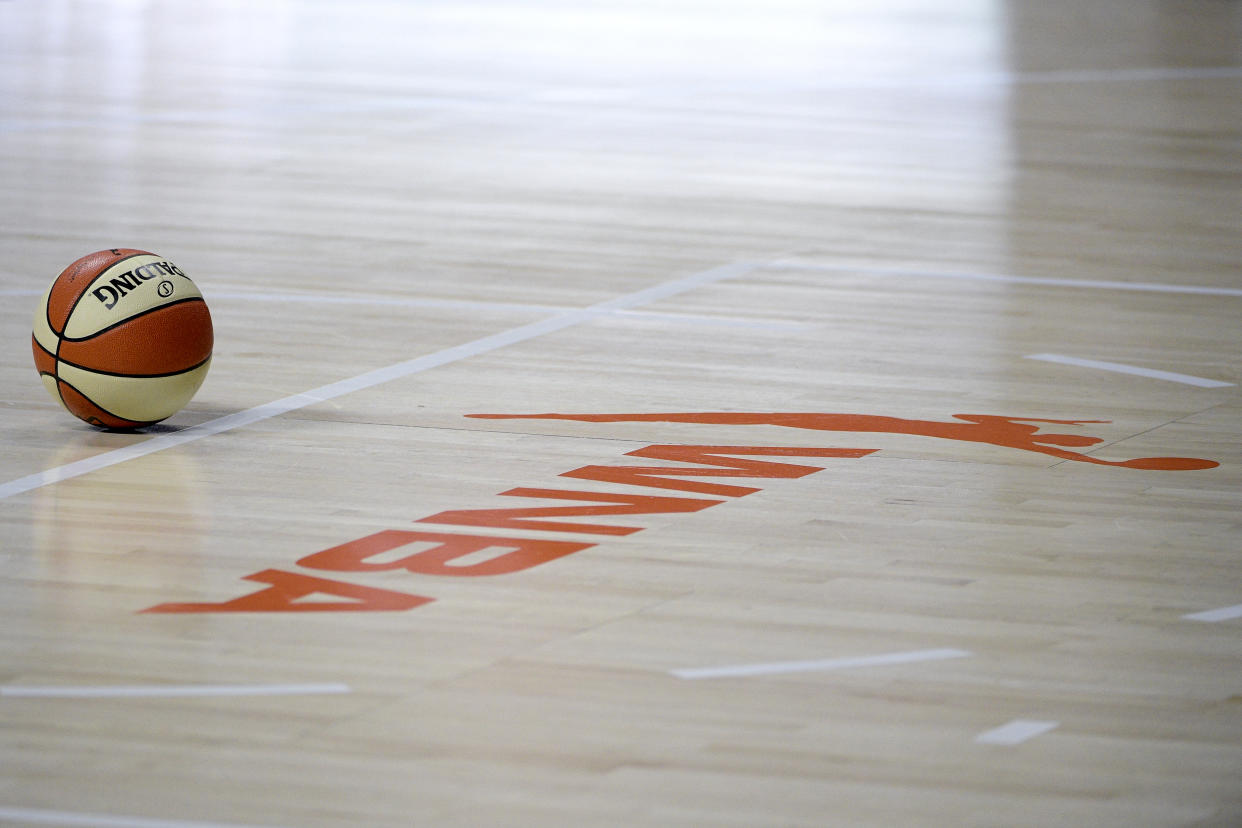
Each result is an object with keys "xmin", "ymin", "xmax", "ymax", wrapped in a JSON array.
[{"xmin": 1, "ymin": 1, "xmax": 1240, "ymax": 825}]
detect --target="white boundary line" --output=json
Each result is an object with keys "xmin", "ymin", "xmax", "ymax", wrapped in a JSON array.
[
  {"xmin": 207, "ymin": 288, "xmax": 799, "ymax": 327},
  {"xmin": 0, "ymin": 261, "xmax": 759, "ymax": 501},
  {"xmin": 1, "ymin": 683, "xmax": 350, "ymax": 699},
  {"xmin": 1025, "ymin": 353, "xmax": 1234, "ymax": 388},
  {"xmin": 6, "ymin": 286, "xmax": 799, "ymax": 330},
  {"xmin": 3, "ymin": 66, "xmax": 1239, "ymax": 134},
  {"xmin": 1182, "ymin": 603, "xmax": 1242, "ymax": 622},
  {"xmin": 768, "ymin": 262, "xmax": 1242, "ymax": 298},
  {"xmin": 987, "ymin": 65, "xmax": 1242, "ymax": 86},
  {"xmin": 0, "ymin": 806, "xmax": 283, "ymax": 828},
  {"xmin": 670, "ymin": 648, "xmax": 971, "ymax": 679},
  {"xmin": 974, "ymin": 719, "xmax": 1059, "ymax": 746},
  {"xmin": 205, "ymin": 289, "xmax": 802, "ymax": 330},
  {"xmin": 211, "ymin": 290, "xmax": 569, "ymax": 314}
]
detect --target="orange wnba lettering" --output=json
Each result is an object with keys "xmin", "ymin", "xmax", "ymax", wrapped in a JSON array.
[
  {"xmin": 298, "ymin": 530, "xmax": 595, "ymax": 577},
  {"xmin": 466, "ymin": 412, "xmax": 1219, "ymax": 471},
  {"xmin": 141, "ymin": 569, "xmax": 433, "ymax": 613},
  {"xmin": 560, "ymin": 445, "xmax": 876, "ymax": 497},
  {"xmin": 418, "ymin": 488, "xmax": 723, "ymax": 535},
  {"xmin": 139, "ymin": 413, "xmax": 1216, "ymax": 614}
]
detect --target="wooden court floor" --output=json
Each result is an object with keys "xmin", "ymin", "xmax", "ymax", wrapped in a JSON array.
[{"xmin": 2, "ymin": 1, "xmax": 1240, "ymax": 825}]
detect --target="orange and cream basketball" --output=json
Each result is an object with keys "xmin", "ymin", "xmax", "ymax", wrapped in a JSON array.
[{"xmin": 31, "ymin": 248, "xmax": 213, "ymax": 429}]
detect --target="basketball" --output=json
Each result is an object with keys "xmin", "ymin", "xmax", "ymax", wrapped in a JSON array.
[{"xmin": 31, "ymin": 248, "xmax": 213, "ymax": 429}]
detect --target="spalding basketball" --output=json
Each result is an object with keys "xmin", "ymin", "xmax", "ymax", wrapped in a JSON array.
[{"xmin": 31, "ymin": 248, "xmax": 213, "ymax": 429}]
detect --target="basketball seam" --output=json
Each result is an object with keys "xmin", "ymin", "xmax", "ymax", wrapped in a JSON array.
[
  {"xmin": 33, "ymin": 334, "xmax": 60, "ymax": 385},
  {"xmin": 54, "ymin": 251, "xmax": 151, "ymax": 338},
  {"xmin": 32, "ymin": 335, "xmax": 57, "ymax": 362},
  {"xmin": 47, "ymin": 334, "xmax": 69, "ymax": 408},
  {"xmin": 55, "ymin": 354, "xmax": 212, "ymax": 380},
  {"xmin": 55, "ymin": 376, "xmax": 153, "ymax": 429},
  {"xmin": 59, "ymin": 296, "xmax": 208, "ymax": 343},
  {"xmin": 52, "ymin": 251, "xmax": 153, "ymax": 412}
]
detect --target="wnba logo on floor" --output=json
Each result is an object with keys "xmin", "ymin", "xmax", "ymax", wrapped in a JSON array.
[{"xmin": 141, "ymin": 412, "xmax": 1219, "ymax": 614}]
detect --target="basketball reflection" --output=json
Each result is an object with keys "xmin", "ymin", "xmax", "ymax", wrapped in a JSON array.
[{"xmin": 31, "ymin": 435, "xmax": 208, "ymax": 597}]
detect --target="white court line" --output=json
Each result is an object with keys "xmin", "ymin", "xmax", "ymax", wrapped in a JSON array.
[
  {"xmin": 0, "ymin": 806, "xmax": 284, "ymax": 828},
  {"xmin": 1026, "ymin": 353, "xmax": 1234, "ymax": 388},
  {"xmin": 671, "ymin": 648, "xmax": 971, "ymax": 680},
  {"xmin": 974, "ymin": 719, "xmax": 1059, "ymax": 746},
  {"xmin": 802, "ymin": 65, "xmax": 1242, "ymax": 91},
  {"xmin": 1, "ymin": 683, "xmax": 350, "ymax": 699},
  {"xmin": 206, "ymin": 289, "xmax": 803, "ymax": 330},
  {"xmin": 0, "ymin": 260, "xmax": 759, "ymax": 501},
  {"xmin": 208, "ymin": 289, "xmax": 569, "ymax": 314},
  {"xmin": 4, "ymin": 66, "xmax": 1240, "ymax": 134},
  {"xmin": 607, "ymin": 308, "xmax": 803, "ymax": 330},
  {"xmin": 984, "ymin": 65, "xmax": 1242, "ymax": 86},
  {"xmin": 769, "ymin": 262, "xmax": 1242, "ymax": 298},
  {"xmin": 1182, "ymin": 603, "xmax": 1242, "ymax": 622}
]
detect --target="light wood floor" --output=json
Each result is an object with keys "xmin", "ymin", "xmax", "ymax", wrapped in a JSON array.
[{"xmin": 2, "ymin": 1, "xmax": 1241, "ymax": 826}]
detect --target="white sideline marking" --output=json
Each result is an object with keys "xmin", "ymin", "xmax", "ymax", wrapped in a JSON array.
[
  {"xmin": 771, "ymin": 262, "xmax": 1242, "ymax": 298},
  {"xmin": 0, "ymin": 806, "xmax": 283, "ymax": 828},
  {"xmin": 1183, "ymin": 603, "xmax": 1242, "ymax": 622},
  {"xmin": 210, "ymin": 290, "xmax": 569, "ymax": 313},
  {"xmin": 4, "ymin": 67, "xmax": 1240, "ymax": 134},
  {"xmin": 0, "ymin": 683, "xmax": 350, "ymax": 698},
  {"xmin": 0, "ymin": 261, "xmax": 758, "ymax": 501},
  {"xmin": 974, "ymin": 719, "xmax": 1059, "ymax": 746},
  {"xmin": 671, "ymin": 648, "xmax": 971, "ymax": 679},
  {"xmin": 207, "ymin": 288, "xmax": 802, "ymax": 330},
  {"xmin": 1025, "ymin": 353, "xmax": 1233, "ymax": 388}
]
